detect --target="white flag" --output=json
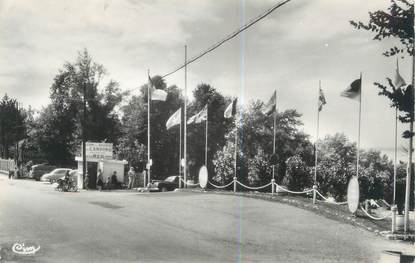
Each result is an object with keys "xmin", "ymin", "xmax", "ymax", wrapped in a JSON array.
[{"xmin": 166, "ymin": 108, "xmax": 181, "ymax": 130}]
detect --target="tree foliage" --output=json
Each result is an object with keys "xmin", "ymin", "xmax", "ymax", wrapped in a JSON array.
[
  {"xmin": 350, "ymin": 0, "xmax": 414, "ymax": 57},
  {"xmin": 0, "ymin": 95, "xmax": 26, "ymax": 159},
  {"xmin": 32, "ymin": 49, "xmax": 124, "ymax": 165}
]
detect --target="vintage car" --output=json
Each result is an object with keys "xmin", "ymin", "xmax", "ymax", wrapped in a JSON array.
[{"xmin": 150, "ymin": 175, "xmax": 180, "ymax": 192}]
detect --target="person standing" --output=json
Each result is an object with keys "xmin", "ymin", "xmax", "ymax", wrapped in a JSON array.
[
  {"xmin": 96, "ymin": 169, "xmax": 104, "ymax": 191},
  {"xmin": 142, "ymin": 169, "xmax": 147, "ymax": 187},
  {"xmin": 127, "ymin": 167, "xmax": 135, "ymax": 189},
  {"xmin": 84, "ymin": 173, "xmax": 89, "ymax": 190}
]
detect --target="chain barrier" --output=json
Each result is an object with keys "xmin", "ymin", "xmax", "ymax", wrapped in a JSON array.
[
  {"xmin": 273, "ymin": 183, "xmax": 313, "ymax": 194},
  {"xmin": 360, "ymin": 205, "xmax": 390, "ymax": 221},
  {"xmin": 313, "ymin": 189, "xmax": 347, "ymax": 205},
  {"xmin": 208, "ymin": 180, "xmax": 235, "ymax": 189},
  {"xmin": 379, "ymin": 199, "xmax": 391, "ymax": 208},
  {"xmin": 236, "ymin": 181, "xmax": 272, "ymax": 190}
]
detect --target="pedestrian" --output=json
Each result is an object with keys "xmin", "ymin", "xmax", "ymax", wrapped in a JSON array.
[
  {"xmin": 84, "ymin": 173, "xmax": 89, "ymax": 190},
  {"xmin": 105, "ymin": 176, "xmax": 111, "ymax": 190},
  {"xmin": 127, "ymin": 167, "xmax": 135, "ymax": 189},
  {"xmin": 142, "ymin": 169, "xmax": 147, "ymax": 187},
  {"xmin": 111, "ymin": 171, "xmax": 118, "ymax": 189},
  {"xmin": 96, "ymin": 169, "xmax": 104, "ymax": 191}
]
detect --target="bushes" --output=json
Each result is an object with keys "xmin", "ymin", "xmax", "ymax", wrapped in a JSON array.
[{"xmin": 283, "ymin": 155, "xmax": 313, "ymax": 191}]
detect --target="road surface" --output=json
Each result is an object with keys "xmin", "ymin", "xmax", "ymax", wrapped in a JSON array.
[{"xmin": 0, "ymin": 175, "xmax": 413, "ymax": 263}]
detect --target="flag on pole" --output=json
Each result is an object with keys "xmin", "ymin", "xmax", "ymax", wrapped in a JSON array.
[
  {"xmin": 262, "ymin": 91, "xmax": 276, "ymax": 115},
  {"xmin": 187, "ymin": 105, "xmax": 207, "ymax": 125},
  {"xmin": 394, "ymin": 68, "xmax": 406, "ymax": 88},
  {"xmin": 224, "ymin": 99, "xmax": 237, "ymax": 118},
  {"xmin": 341, "ymin": 79, "xmax": 361, "ymax": 100},
  {"xmin": 166, "ymin": 108, "xmax": 181, "ymax": 130},
  {"xmin": 148, "ymin": 75, "xmax": 167, "ymax": 101},
  {"xmin": 318, "ymin": 88, "xmax": 326, "ymax": 111}
]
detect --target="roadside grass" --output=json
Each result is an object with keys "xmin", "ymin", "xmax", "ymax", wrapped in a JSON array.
[{"xmin": 186, "ymin": 189, "xmax": 393, "ymax": 237}]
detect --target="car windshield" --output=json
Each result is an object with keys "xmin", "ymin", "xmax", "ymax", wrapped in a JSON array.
[{"xmin": 165, "ymin": 176, "xmax": 176, "ymax": 182}]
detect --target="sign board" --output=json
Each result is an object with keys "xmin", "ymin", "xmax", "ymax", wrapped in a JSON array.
[
  {"xmin": 198, "ymin": 166, "xmax": 208, "ymax": 189},
  {"xmin": 347, "ymin": 176, "xmax": 359, "ymax": 214},
  {"xmin": 84, "ymin": 142, "xmax": 113, "ymax": 160}
]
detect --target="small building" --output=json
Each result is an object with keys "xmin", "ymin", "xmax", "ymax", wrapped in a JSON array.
[{"xmin": 75, "ymin": 142, "xmax": 128, "ymax": 189}]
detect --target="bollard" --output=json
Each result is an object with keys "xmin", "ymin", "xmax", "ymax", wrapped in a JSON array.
[
  {"xmin": 271, "ymin": 179, "xmax": 275, "ymax": 196},
  {"xmin": 391, "ymin": 205, "xmax": 397, "ymax": 234},
  {"xmin": 312, "ymin": 185, "xmax": 317, "ymax": 204},
  {"xmin": 233, "ymin": 177, "xmax": 237, "ymax": 193}
]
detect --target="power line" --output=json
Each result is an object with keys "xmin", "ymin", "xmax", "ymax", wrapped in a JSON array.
[{"xmin": 161, "ymin": 0, "xmax": 292, "ymax": 79}]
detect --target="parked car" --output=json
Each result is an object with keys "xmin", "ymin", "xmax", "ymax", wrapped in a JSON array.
[
  {"xmin": 29, "ymin": 164, "xmax": 57, "ymax": 181},
  {"xmin": 41, "ymin": 168, "xmax": 72, "ymax": 183},
  {"xmin": 151, "ymin": 175, "xmax": 180, "ymax": 192}
]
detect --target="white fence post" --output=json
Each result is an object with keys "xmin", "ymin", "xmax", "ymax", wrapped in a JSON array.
[
  {"xmin": 313, "ymin": 185, "xmax": 317, "ymax": 204},
  {"xmin": 271, "ymin": 179, "xmax": 275, "ymax": 196},
  {"xmin": 391, "ymin": 205, "xmax": 397, "ymax": 234},
  {"xmin": 233, "ymin": 177, "xmax": 237, "ymax": 193}
]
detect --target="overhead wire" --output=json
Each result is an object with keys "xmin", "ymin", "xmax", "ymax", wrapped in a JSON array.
[{"xmin": 161, "ymin": 0, "xmax": 292, "ymax": 79}]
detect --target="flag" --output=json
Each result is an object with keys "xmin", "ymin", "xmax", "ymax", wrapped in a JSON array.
[
  {"xmin": 224, "ymin": 99, "xmax": 237, "ymax": 118},
  {"xmin": 262, "ymin": 91, "xmax": 276, "ymax": 115},
  {"xmin": 318, "ymin": 88, "xmax": 326, "ymax": 111},
  {"xmin": 341, "ymin": 79, "xmax": 361, "ymax": 100},
  {"xmin": 188, "ymin": 105, "xmax": 207, "ymax": 125},
  {"xmin": 166, "ymin": 108, "xmax": 181, "ymax": 130},
  {"xmin": 148, "ymin": 75, "xmax": 167, "ymax": 101},
  {"xmin": 394, "ymin": 68, "xmax": 406, "ymax": 88}
]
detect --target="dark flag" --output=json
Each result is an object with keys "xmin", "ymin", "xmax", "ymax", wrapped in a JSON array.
[
  {"xmin": 318, "ymin": 88, "xmax": 326, "ymax": 111},
  {"xmin": 262, "ymin": 90, "xmax": 277, "ymax": 115},
  {"xmin": 341, "ymin": 79, "xmax": 361, "ymax": 101}
]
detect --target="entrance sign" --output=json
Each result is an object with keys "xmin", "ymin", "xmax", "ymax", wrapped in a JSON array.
[
  {"xmin": 198, "ymin": 166, "xmax": 208, "ymax": 189},
  {"xmin": 347, "ymin": 176, "xmax": 359, "ymax": 213},
  {"xmin": 85, "ymin": 142, "xmax": 113, "ymax": 160}
]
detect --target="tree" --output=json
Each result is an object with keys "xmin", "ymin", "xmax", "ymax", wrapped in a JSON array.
[
  {"xmin": 350, "ymin": 0, "xmax": 413, "ymax": 57},
  {"xmin": 351, "ymin": 0, "xmax": 414, "ymax": 213},
  {"xmin": 32, "ymin": 49, "xmax": 124, "ymax": 165},
  {"xmin": 283, "ymin": 155, "xmax": 313, "ymax": 191},
  {"xmin": 0, "ymin": 95, "xmax": 26, "ymax": 160},
  {"xmin": 187, "ymin": 84, "xmax": 230, "ymax": 180},
  {"xmin": 118, "ymin": 76, "xmax": 184, "ymax": 178},
  {"xmin": 316, "ymin": 133, "xmax": 357, "ymax": 200},
  {"xmin": 212, "ymin": 100, "xmax": 313, "ymax": 187}
]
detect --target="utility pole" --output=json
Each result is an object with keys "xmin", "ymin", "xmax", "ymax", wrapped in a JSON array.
[{"xmin": 82, "ymin": 84, "xmax": 87, "ymax": 189}]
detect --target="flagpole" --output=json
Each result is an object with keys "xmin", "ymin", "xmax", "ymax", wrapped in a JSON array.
[
  {"xmin": 147, "ymin": 69, "xmax": 151, "ymax": 187},
  {"xmin": 394, "ymin": 58, "xmax": 400, "ymax": 205},
  {"xmin": 272, "ymin": 90, "xmax": 277, "ymax": 181},
  {"xmin": 184, "ymin": 45, "xmax": 188, "ymax": 188},
  {"xmin": 314, "ymin": 81, "xmax": 321, "ymax": 185},
  {"xmin": 205, "ymin": 106, "xmax": 208, "ymax": 167},
  {"xmin": 404, "ymin": 8, "xmax": 415, "ymax": 233},
  {"xmin": 394, "ymin": 107, "xmax": 398, "ymax": 205},
  {"xmin": 179, "ymin": 108, "xmax": 182, "ymax": 189},
  {"xmin": 357, "ymin": 73, "xmax": 362, "ymax": 177}
]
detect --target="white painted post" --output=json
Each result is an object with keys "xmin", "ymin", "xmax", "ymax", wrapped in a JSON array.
[
  {"xmin": 233, "ymin": 177, "xmax": 237, "ymax": 193},
  {"xmin": 391, "ymin": 205, "xmax": 397, "ymax": 234},
  {"xmin": 313, "ymin": 185, "xmax": 317, "ymax": 204},
  {"xmin": 271, "ymin": 179, "xmax": 275, "ymax": 196}
]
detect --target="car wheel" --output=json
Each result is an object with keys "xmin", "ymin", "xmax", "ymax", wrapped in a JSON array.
[{"xmin": 161, "ymin": 187, "xmax": 168, "ymax": 192}]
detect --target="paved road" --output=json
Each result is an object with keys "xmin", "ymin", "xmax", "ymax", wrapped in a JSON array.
[{"xmin": 0, "ymin": 176, "xmax": 413, "ymax": 263}]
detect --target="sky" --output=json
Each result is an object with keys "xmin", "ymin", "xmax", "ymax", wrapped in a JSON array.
[{"xmin": 0, "ymin": 0, "xmax": 412, "ymax": 160}]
